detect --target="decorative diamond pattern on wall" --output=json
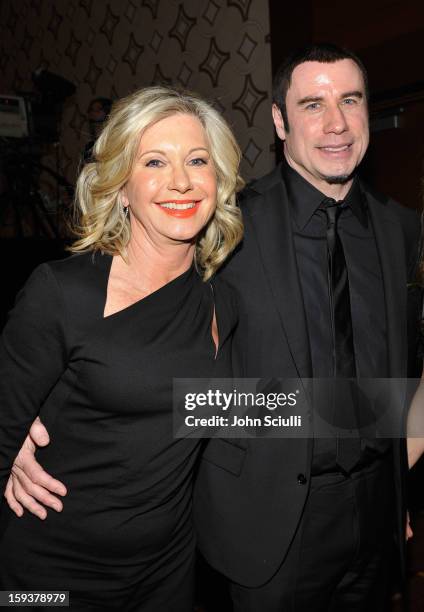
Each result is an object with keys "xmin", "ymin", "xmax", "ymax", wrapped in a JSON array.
[
  {"xmin": 17, "ymin": 1, "xmax": 29, "ymax": 21},
  {"xmin": 233, "ymin": 74, "xmax": 268, "ymax": 127},
  {"xmin": 30, "ymin": 0, "xmax": 42, "ymax": 13},
  {"xmin": 243, "ymin": 138, "xmax": 262, "ymax": 167},
  {"xmin": 35, "ymin": 24, "xmax": 44, "ymax": 42},
  {"xmin": 48, "ymin": 5, "xmax": 63, "ymax": 40},
  {"xmin": 227, "ymin": 0, "xmax": 253, "ymax": 21},
  {"xmin": 122, "ymin": 32, "xmax": 144, "ymax": 76},
  {"xmin": 67, "ymin": 3, "xmax": 76, "ymax": 19},
  {"xmin": 125, "ymin": 2, "xmax": 136, "ymax": 22},
  {"xmin": 13, "ymin": 68, "xmax": 24, "ymax": 92},
  {"xmin": 79, "ymin": 0, "xmax": 94, "ymax": 18},
  {"xmin": 151, "ymin": 64, "xmax": 173, "ymax": 86},
  {"xmin": 65, "ymin": 32, "xmax": 82, "ymax": 66},
  {"xmin": 59, "ymin": 148, "xmax": 73, "ymax": 178},
  {"xmin": 37, "ymin": 49, "xmax": 50, "ymax": 71},
  {"xmin": 100, "ymin": 5, "xmax": 120, "ymax": 45},
  {"xmin": 21, "ymin": 28, "xmax": 35, "ymax": 60},
  {"xmin": 83, "ymin": 56, "xmax": 102, "ymax": 95},
  {"xmin": 141, "ymin": 0, "xmax": 159, "ymax": 19},
  {"xmin": 199, "ymin": 37, "xmax": 230, "ymax": 87},
  {"xmin": 7, "ymin": 7, "xmax": 18, "ymax": 31},
  {"xmin": 0, "ymin": 48, "xmax": 8, "ymax": 74},
  {"xmin": 52, "ymin": 52, "xmax": 63, "ymax": 68},
  {"xmin": 1, "ymin": 0, "xmax": 274, "ymax": 188},
  {"xmin": 178, "ymin": 62, "xmax": 193, "ymax": 87},
  {"xmin": 110, "ymin": 84, "xmax": 120, "ymax": 100},
  {"xmin": 86, "ymin": 28, "xmax": 96, "ymax": 46},
  {"xmin": 237, "ymin": 33, "xmax": 257, "ymax": 63},
  {"xmin": 106, "ymin": 55, "xmax": 118, "ymax": 76},
  {"xmin": 212, "ymin": 98, "xmax": 226, "ymax": 115},
  {"xmin": 169, "ymin": 4, "xmax": 196, "ymax": 52},
  {"xmin": 202, "ymin": 0, "xmax": 220, "ymax": 26},
  {"xmin": 149, "ymin": 30, "xmax": 163, "ymax": 54},
  {"xmin": 69, "ymin": 104, "xmax": 86, "ymax": 136}
]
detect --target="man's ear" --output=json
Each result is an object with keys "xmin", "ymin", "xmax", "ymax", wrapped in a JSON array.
[{"xmin": 272, "ymin": 104, "xmax": 286, "ymax": 141}]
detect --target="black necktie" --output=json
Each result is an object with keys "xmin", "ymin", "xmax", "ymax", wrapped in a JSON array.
[{"xmin": 323, "ymin": 198, "xmax": 360, "ymax": 473}]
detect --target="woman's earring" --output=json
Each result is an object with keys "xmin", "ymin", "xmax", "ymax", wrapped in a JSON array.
[{"xmin": 122, "ymin": 204, "xmax": 129, "ymax": 219}]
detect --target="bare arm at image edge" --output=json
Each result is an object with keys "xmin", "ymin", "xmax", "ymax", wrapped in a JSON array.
[{"xmin": 407, "ymin": 368, "xmax": 424, "ymax": 469}]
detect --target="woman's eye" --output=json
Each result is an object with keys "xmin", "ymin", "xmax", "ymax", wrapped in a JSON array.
[
  {"xmin": 189, "ymin": 157, "xmax": 208, "ymax": 166},
  {"xmin": 145, "ymin": 159, "xmax": 163, "ymax": 167}
]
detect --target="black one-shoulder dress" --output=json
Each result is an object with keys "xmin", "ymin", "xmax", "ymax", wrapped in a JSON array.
[{"xmin": 0, "ymin": 252, "xmax": 236, "ymax": 611}]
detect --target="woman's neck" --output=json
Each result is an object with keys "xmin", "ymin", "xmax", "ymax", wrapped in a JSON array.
[{"xmin": 124, "ymin": 232, "xmax": 195, "ymax": 291}]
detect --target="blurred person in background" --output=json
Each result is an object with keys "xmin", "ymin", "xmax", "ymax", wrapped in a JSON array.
[{"xmin": 82, "ymin": 97, "xmax": 112, "ymax": 163}]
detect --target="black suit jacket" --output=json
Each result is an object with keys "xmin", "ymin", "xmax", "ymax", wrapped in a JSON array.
[{"xmin": 193, "ymin": 164, "xmax": 421, "ymax": 587}]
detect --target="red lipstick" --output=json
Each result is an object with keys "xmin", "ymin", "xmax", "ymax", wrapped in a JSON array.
[{"xmin": 156, "ymin": 200, "xmax": 201, "ymax": 218}]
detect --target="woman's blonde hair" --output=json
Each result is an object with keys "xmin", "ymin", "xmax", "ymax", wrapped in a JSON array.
[{"xmin": 71, "ymin": 86, "xmax": 244, "ymax": 280}]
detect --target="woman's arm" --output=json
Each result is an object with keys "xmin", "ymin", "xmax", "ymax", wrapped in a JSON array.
[{"xmin": 0, "ymin": 264, "xmax": 68, "ymax": 496}]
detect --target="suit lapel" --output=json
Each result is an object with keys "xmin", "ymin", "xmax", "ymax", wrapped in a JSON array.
[
  {"xmin": 244, "ymin": 171, "xmax": 407, "ymax": 379},
  {"xmin": 365, "ymin": 190, "xmax": 407, "ymax": 376},
  {"xmin": 246, "ymin": 179, "xmax": 312, "ymax": 378}
]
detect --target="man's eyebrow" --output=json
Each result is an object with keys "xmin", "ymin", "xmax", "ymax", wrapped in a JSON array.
[
  {"xmin": 341, "ymin": 90, "xmax": 363, "ymax": 99},
  {"xmin": 297, "ymin": 96, "xmax": 323, "ymax": 106},
  {"xmin": 297, "ymin": 91, "xmax": 364, "ymax": 106}
]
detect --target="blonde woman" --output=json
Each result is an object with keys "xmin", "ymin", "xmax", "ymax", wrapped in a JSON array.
[{"xmin": 0, "ymin": 86, "xmax": 243, "ymax": 610}]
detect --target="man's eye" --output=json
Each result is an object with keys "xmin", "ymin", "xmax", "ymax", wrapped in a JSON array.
[
  {"xmin": 342, "ymin": 98, "xmax": 356, "ymax": 105},
  {"xmin": 305, "ymin": 103, "xmax": 320, "ymax": 111},
  {"xmin": 189, "ymin": 157, "xmax": 208, "ymax": 166},
  {"xmin": 145, "ymin": 159, "xmax": 163, "ymax": 167}
]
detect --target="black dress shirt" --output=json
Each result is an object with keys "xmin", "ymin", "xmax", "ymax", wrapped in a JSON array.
[{"xmin": 282, "ymin": 161, "xmax": 391, "ymax": 474}]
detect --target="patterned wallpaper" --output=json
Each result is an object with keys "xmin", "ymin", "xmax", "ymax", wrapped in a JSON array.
[{"xmin": 0, "ymin": 0, "xmax": 275, "ymax": 192}]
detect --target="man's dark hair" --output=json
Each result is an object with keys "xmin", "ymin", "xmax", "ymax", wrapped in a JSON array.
[{"xmin": 272, "ymin": 43, "xmax": 369, "ymax": 132}]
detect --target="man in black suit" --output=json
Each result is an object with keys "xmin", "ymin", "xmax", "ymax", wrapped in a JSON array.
[
  {"xmin": 194, "ymin": 44, "xmax": 419, "ymax": 611},
  {"xmin": 4, "ymin": 44, "xmax": 420, "ymax": 611}
]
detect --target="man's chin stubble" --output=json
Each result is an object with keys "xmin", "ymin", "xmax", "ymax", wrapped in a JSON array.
[{"xmin": 323, "ymin": 173, "xmax": 352, "ymax": 185}]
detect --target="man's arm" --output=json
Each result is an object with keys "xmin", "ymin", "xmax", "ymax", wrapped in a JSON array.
[{"xmin": 4, "ymin": 419, "xmax": 67, "ymax": 519}]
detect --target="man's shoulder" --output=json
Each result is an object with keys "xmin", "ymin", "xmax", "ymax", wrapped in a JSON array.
[
  {"xmin": 239, "ymin": 164, "xmax": 285, "ymax": 203},
  {"xmin": 360, "ymin": 179, "xmax": 420, "ymax": 234}
]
